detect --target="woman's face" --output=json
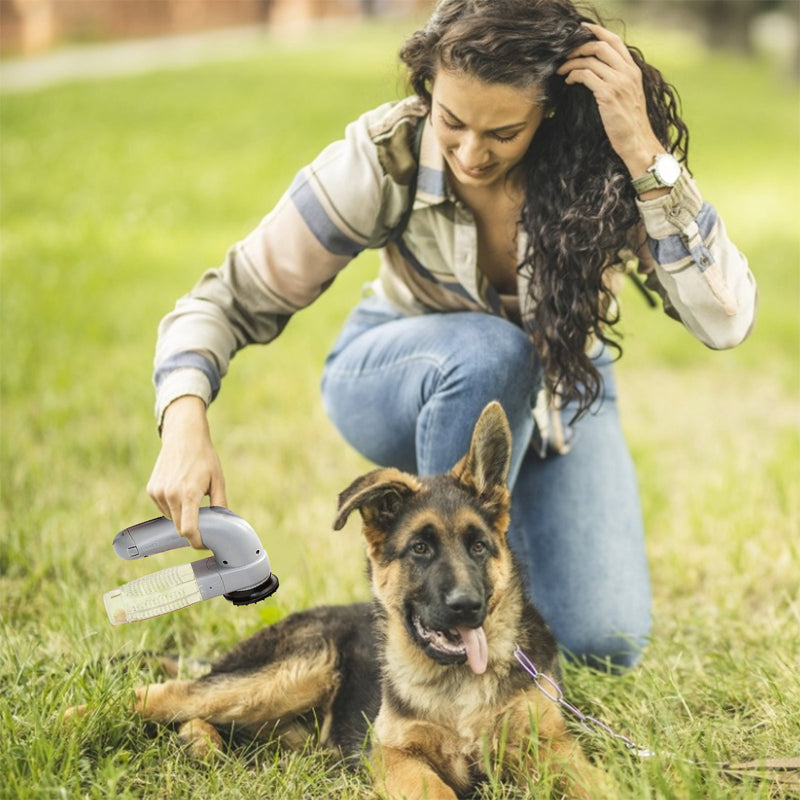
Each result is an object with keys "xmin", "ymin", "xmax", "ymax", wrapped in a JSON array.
[{"xmin": 430, "ymin": 67, "xmax": 545, "ymax": 191}]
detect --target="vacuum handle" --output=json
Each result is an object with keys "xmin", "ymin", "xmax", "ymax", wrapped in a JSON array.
[{"xmin": 112, "ymin": 506, "xmax": 268, "ymax": 569}]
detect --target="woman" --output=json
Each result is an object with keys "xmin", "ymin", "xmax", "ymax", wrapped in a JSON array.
[{"xmin": 147, "ymin": 0, "xmax": 756, "ymax": 669}]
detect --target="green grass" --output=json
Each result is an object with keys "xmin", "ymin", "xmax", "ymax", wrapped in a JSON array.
[{"xmin": 1, "ymin": 16, "xmax": 799, "ymax": 800}]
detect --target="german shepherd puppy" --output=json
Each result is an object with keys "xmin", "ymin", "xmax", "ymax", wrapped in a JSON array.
[{"xmin": 76, "ymin": 402, "xmax": 610, "ymax": 799}]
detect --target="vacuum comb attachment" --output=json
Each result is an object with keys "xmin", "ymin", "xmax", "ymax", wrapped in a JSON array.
[{"xmin": 104, "ymin": 507, "xmax": 279, "ymax": 624}]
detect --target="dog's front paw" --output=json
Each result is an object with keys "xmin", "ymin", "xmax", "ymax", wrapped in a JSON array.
[
  {"xmin": 376, "ymin": 780, "xmax": 457, "ymax": 800},
  {"xmin": 177, "ymin": 718, "xmax": 224, "ymax": 759},
  {"xmin": 373, "ymin": 747, "xmax": 459, "ymax": 800}
]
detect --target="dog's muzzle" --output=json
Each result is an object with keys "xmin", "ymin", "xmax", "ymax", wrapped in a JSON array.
[{"xmin": 410, "ymin": 613, "xmax": 489, "ymax": 674}]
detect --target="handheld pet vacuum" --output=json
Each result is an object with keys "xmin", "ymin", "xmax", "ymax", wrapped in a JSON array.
[{"xmin": 104, "ymin": 506, "xmax": 279, "ymax": 625}]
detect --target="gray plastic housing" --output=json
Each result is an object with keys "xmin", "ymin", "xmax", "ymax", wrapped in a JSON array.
[{"xmin": 112, "ymin": 507, "xmax": 271, "ymax": 599}]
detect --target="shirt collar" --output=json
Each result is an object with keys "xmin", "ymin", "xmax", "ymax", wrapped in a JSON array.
[{"xmin": 414, "ymin": 117, "xmax": 453, "ymax": 207}]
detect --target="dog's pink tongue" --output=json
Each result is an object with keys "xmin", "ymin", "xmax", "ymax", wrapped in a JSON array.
[{"xmin": 458, "ymin": 626, "xmax": 488, "ymax": 674}]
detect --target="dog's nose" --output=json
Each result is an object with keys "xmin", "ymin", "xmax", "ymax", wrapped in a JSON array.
[{"xmin": 444, "ymin": 588, "xmax": 484, "ymax": 621}]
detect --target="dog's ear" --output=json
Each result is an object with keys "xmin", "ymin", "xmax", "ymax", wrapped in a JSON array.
[
  {"xmin": 450, "ymin": 401, "xmax": 512, "ymax": 513},
  {"xmin": 333, "ymin": 467, "xmax": 422, "ymax": 534}
]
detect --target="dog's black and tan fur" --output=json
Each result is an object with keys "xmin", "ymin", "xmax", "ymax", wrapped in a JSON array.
[{"xmin": 75, "ymin": 403, "xmax": 609, "ymax": 799}]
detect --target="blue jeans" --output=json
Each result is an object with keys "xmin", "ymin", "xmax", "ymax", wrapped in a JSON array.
[{"xmin": 320, "ymin": 294, "xmax": 651, "ymax": 669}]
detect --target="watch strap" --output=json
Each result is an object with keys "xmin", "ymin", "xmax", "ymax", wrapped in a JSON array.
[{"xmin": 631, "ymin": 171, "xmax": 661, "ymax": 195}]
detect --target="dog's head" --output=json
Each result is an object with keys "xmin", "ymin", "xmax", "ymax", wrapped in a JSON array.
[{"xmin": 333, "ymin": 402, "xmax": 514, "ymax": 675}]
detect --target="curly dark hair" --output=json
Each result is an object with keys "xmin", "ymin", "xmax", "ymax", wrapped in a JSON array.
[{"xmin": 400, "ymin": 0, "xmax": 689, "ymax": 418}]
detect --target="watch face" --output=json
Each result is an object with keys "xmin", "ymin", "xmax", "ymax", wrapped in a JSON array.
[{"xmin": 655, "ymin": 154, "xmax": 681, "ymax": 186}]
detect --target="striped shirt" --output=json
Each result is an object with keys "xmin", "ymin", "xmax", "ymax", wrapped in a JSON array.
[{"xmin": 154, "ymin": 97, "xmax": 757, "ymax": 426}]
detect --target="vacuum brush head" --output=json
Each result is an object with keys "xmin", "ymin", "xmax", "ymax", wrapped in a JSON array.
[{"xmin": 224, "ymin": 572, "xmax": 280, "ymax": 606}]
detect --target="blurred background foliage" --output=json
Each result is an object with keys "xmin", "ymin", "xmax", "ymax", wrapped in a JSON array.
[{"xmin": 1, "ymin": 0, "xmax": 799, "ymax": 79}]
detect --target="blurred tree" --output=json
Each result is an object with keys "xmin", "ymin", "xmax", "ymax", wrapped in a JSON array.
[
  {"xmin": 689, "ymin": 0, "xmax": 770, "ymax": 54},
  {"xmin": 625, "ymin": 0, "xmax": 799, "ymax": 78}
]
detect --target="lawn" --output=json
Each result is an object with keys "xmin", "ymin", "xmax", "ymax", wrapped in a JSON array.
[{"xmin": 1, "ymin": 14, "xmax": 798, "ymax": 800}]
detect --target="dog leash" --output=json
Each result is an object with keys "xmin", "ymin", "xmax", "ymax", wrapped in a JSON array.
[
  {"xmin": 513, "ymin": 646, "xmax": 654, "ymax": 758},
  {"xmin": 513, "ymin": 646, "xmax": 800, "ymax": 789}
]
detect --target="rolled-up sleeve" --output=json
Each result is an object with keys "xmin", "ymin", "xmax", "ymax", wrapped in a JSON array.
[{"xmin": 636, "ymin": 169, "xmax": 757, "ymax": 350}]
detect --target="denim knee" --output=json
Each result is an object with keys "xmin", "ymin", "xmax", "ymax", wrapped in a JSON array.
[
  {"xmin": 435, "ymin": 318, "xmax": 538, "ymax": 406},
  {"xmin": 321, "ymin": 305, "xmax": 540, "ymax": 480}
]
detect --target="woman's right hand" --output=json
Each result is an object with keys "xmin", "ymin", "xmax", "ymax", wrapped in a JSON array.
[{"xmin": 147, "ymin": 395, "xmax": 228, "ymax": 549}]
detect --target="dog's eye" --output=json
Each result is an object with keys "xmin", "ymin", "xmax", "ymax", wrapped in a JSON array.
[
  {"xmin": 471, "ymin": 541, "xmax": 487, "ymax": 556},
  {"xmin": 411, "ymin": 541, "xmax": 430, "ymax": 555}
]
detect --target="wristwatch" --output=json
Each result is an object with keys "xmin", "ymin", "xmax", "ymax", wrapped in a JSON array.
[{"xmin": 631, "ymin": 153, "xmax": 681, "ymax": 195}]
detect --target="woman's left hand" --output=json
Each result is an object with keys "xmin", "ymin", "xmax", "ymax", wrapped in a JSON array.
[{"xmin": 557, "ymin": 22, "xmax": 664, "ymax": 179}]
